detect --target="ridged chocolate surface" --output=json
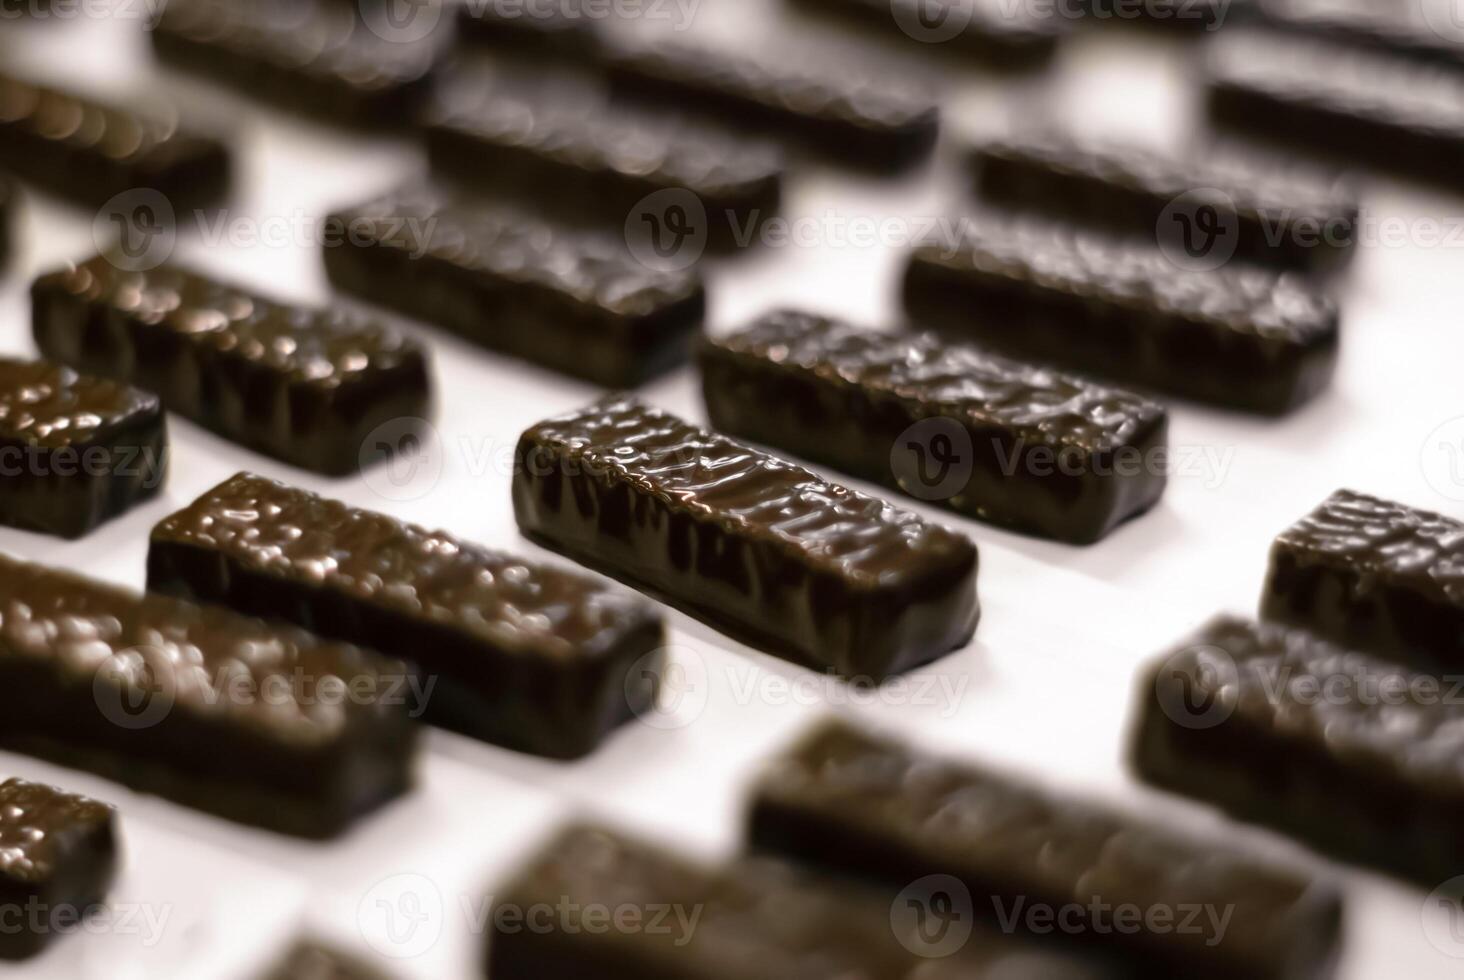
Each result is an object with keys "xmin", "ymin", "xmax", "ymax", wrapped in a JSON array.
[
  {"xmin": 513, "ymin": 395, "xmax": 979, "ymax": 679},
  {"xmin": 147, "ymin": 472, "xmax": 664, "ymax": 758},
  {"xmin": 701, "ymin": 311, "xmax": 1168, "ymax": 543},
  {"xmin": 1135, "ymin": 615, "xmax": 1464, "ymax": 885},
  {"xmin": 31, "ymin": 256, "xmax": 430, "ymax": 475},
  {"xmin": 750, "ymin": 721, "xmax": 1343, "ymax": 980}
]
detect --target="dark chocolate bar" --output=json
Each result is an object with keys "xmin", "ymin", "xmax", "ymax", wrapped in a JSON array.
[
  {"xmin": 487, "ymin": 824, "xmax": 1117, "ymax": 980},
  {"xmin": 0, "ymin": 357, "xmax": 166, "ymax": 538},
  {"xmin": 901, "ymin": 221, "xmax": 1340, "ymax": 414},
  {"xmin": 513, "ymin": 395, "xmax": 979, "ymax": 681},
  {"xmin": 322, "ymin": 186, "xmax": 704, "ymax": 387},
  {"xmin": 151, "ymin": 0, "xmax": 437, "ymax": 126},
  {"xmin": 456, "ymin": 0, "xmax": 599, "ymax": 54},
  {"xmin": 0, "ymin": 71, "xmax": 228, "ymax": 209},
  {"xmin": 0, "ymin": 174, "xmax": 14, "ymax": 268},
  {"xmin": 749, "ymin": 721, "xmax": 1344, "ymax": 980},
  {"xmin": 700, "ymin": 311, "xmax": 1168, "ymax": 544},
  {"xmin": 1135, "ymin": 615, "xmax": 1464, "ymax": 886},
  {"xmin": 261, "ymin": 941, "xmax": 394, "ymax": 980},
  {"xmin": 969, "ymin": 132, "xmax": 1359, "ymax": 270},
  {"xmin": 790, "ymin": 0, "xmax": 1065, "ymax": 64},
  {"xmin": 147, "ymin": 472, "xmax": 665, "ymax": 759},
  {"xmin": 0, "ymin": 778, "xmax": 117, "ymax": 961},
  {"xmin": 31, "ymin": 256, "xmax": 431, "ymax": 476},
  {"xmin": 1254, "ymin": 0, "xmax": 1464, "ymax": 66},
  {"xmin": 1077, "ymin": 0, "xmax": 1245, "ymax": 29},
  {"xmin": 0, "ymin": 553, "xmax": 418, "ymax": 838},
  {"xmin": 1261, "ymin": 489, "xmax": 1464, "ymax": 671}
]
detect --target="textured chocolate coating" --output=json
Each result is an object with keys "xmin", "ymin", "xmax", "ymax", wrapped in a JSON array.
[
  {"xmin": 901, "ymin": 221, "xmax": 1340, "ymax": 414},
  {"xmin": 148, "ymin": 472, "xmax": 665, "ymax": 759},
  {"xmin": 488, "ymin": 825, "xmax": 1118, "ymax": 980},
  {"xmin": 969, "ymin": 132, "xmax": 1359, "ymax": 270},
  {"xmin": 601, "ymin": 37, "xmax": 940, "ymax": 171},
  {"xmin": 260, "ymin": 941, "xmax": 394, "ymax": 980},
  {"xmin": 1135, "ymin": 615, "xmax": 1464, "ymax": 886},
  {"xmin": 1261, "ymin": 489, "xmax": 1464, "ymax": 671},
  {"xmin": 323, "ymin": 186, "xmax": 705, "ymax": 387},
  {"xmin": 749, "ymin": 721, "xmax": 1344, "ymax": 980},
  {"xmin": 791, "ymin": 0, "xmax": 1065, "ymax": 64},
  {"xmin": 0, "ymin": 71, "xmax": 228, "ymax": 209},
  {"xmin": 0, "ymin": 779, "xmax": 117, "ymax": 961},
  {"xmin": 32, "ymin": 256, "xmax": 430, "ymax": 476},
  {"xmin": 513, "ymin": 395, "xmax": 979, "ymax": 680},
  {"xmin": 1254, "ymin": 0, "xmax": 1464, "ymax": 66},
  {"xmin": 152, "ymin": 0, "xmax": 437, "ymax": 126},
  {"xmin": 0, "ymin": 553, "xmax": 418, "ymax": 838},
  {"xmin": 0, "ymin": 357, "xmax": 166, "ymax": 538},
  {"xmin": 701, "ymin": 311, "xmax": 1168, "ymax": 544},
  {"xmin": 456, "ymin": 0, "xmax": 599, "ymax": 54}
]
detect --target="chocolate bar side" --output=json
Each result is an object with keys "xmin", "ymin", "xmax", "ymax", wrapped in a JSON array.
[
  {"xmin": 699, "ymin": 311, "xmax": 1169, "ymax": 544},
  {"xmin": 1253, "ymin": 0, "xmax": 1464, "ymax": 67},
  {"xmin": 513, "ymin": 396, "xmax": 979, "ymax": 681},
  {"xmin": 789, "ymin": 0, "xmax": 1063, "ymax": 65},
  {"xmin": 456, "ymin": 1, "xmax": 599, "ymax": 54},
  {"xmin": 147, "ymin": 472, "xmax": 665, "ymax": 760}
]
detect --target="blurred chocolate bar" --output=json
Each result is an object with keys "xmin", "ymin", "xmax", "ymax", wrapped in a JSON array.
[
  {"xmin": 1254, "ymin": 0, "xmax": 1464, "ymax": 65},
  {"xmin": 1078, "ymin": 0, "xmax": 1244, "ymax": 29},
  {"xmin": 259, "ymin": 941, "xmax": 394, "ymax": 980},
  {"xmin": 457, "ymin": 0, "xmax": 598, "ymax": 54},
  {"xmin": 791, "ymin": 0, "xmax": 1066, "ymax": 64}
]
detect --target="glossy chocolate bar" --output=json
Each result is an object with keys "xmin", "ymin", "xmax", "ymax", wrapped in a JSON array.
[
  {"xmin": 901, "ymin": 221, "xmax": 1340, "ymax": 414},
  {"xmin": 1254, "ymin": 0, "xmax": 1464, "ymax": 66},
  {"xmin": 456, "ymin": 0, "xmax": 598, "ymax": 54},
  {"xmin": 0, "ymin": 357, "xmax": 166, "ymax": 538},
  {"xmin": 791, "ymin": 0, "xmax": 1065, "ymax": 64},
  {"xmin": 0, "ymin": 779, "xmax": 117, "ymax": 961},
  {"xmin": 32, "ymin": 256, "xmax": 431, "ymax": 475},
  {"xmin": 700, "ymin": 311, "xmax": 1168, "ymax": 544},
  {"xmin": 513, "ymin": 395, "xmax": 979, "ymax": 681},
  {"xmin": 0, "ymin": 71, "xmax": 228, "ymax": 209},
  {"xmin": 749, "ymin": 721, "xmax": 1344, "ymax": 980},
  {"xmin": 969, "ymin": 132, "xmax": 1359, "ymax": 270},
  {"xmin": 0, "ymin": 553, "xmax": 418, "ymax": 838},
  {"xmin": 148, "ymin": 472, "xmax": 665, "ymax": 759},
  {"xmin": 1135, "ymin": 615, "xmax": 1464, "ymax": 885},
  {"xmin": 152, "ymin": 0, "xmax": 437, "ymax": 126},
  {"xmin": 323, "ymin": 186, "xmax": 704, "ymax": 387},
  {"xmin": 487, "ymin": 824, "xmax": 1117, "ymax": 980},
  {"xmin": 1261, "ymin": 489, "xmax": 1464, "ymax": 671},
  {"xmin": 260, "ymin": 941, "xmax": 394, "ymax": 980}
]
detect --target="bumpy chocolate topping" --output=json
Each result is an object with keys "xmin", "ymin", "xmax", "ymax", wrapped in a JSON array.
[
  {"xmin": 0, "ymin": 358, "xmax": 159, "ymax": 450},
  {"xmin": 0, "ymin": 779, "xmax": 114, "ymax": 885}
]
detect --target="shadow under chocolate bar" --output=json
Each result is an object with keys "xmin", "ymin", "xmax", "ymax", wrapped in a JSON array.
[
  {"xmin": 0, "ymin": 357, "xmax": 167, "ymax": 539},
  {"xmin": 148, "ymin": 471, "xmax": 666, "ymax": 760},
  {"xmin": 1253, "ymin": 0, "xmax": 1464, "ymax": 67},
  {"xmin": 322, "ymin": 186, "xmax": 705, "ymax": 388},
  {"xmin": 700, "ymin": 310, "xmax": 1168, "ymax": 544},
  {"xmin": 790, "ymin": 0, "xmax": 1066, "ymax": 65},
  {"xmin": 31, "ymin": 256, "xmax": 431, "ymax": 476},
  {"xmin": 901, "ymin": 220, "xmax": 1340, "ymax": 415},
  {"xmin": 1134, "ymin": 614, "xmax": 1464, "ymax": 886},
  {"xmin": 749, "ymin": 720, "xmax": 1344, "ymax": 980},
  {"xmin": 0, "ymin": 554, "xmax": 419, "ymax": 839},
  {"xmin": 513, "ymin": 395, "xmax": 979, "ymax": 681}
]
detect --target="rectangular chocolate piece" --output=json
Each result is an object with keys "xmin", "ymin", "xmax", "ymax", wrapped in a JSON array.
[
  {"xmin": 1135, "ymin": 615, "xmax": 1464, "ymax": 885},
  {"xmin": 901, "ymin": 221, "xmax": 1340, "ymax": 414},
  {"xmin": 0, "ymin": 778, "xmax": 117, "ymax": 961},
  {"xmin": 0, "ymin": 357, "xmax": 166, "ymax": 538},
  {"xmin": 488, "ymin": 825, "xmax": 1116, "ymax": 980},
  {"xmin": 970, "ymin": 132, "xmax": 1359, "ymax": 271},
  {"xmin": 749, "ymin": 721, "xmax": 1343, "ymax": 980},
  {"xmin": 1262, "ymin": 489, "xmax": 1464, "ymax": 671},
  {"xmin": 1254, "ymin": 0, "xmax": 1464, "ymax": 66},
  {"xmin": 0, "ymin": 553, "xmax": 418, "ymax": 838},
  {"xmin": 0, "ymin": 71, "xmax": 228, "ymax": 209},
  {"xmin": 701, "ymin": 311, "xmax": 1168, "ymax": 544},
  {"xmin": 791, "ymin": 0, "xmax": 1064, "ymax": 64},
  {"xmin": 513, "ymin": 395, "xmax": 979, "ymax": 681},
  {"xmin": 148, "ymin": 472, "xmax": 665, "ymax": 759},
  {"xmin": 323, "ymin": 186, "xmax": 704, "ymax": 387},
  {"xmin": 32, "ymin": 256, "xmax": 430, "ymax": 476},
  {"xmin": 152, "ymin": 0, "xmax": 437, "ymax": 126}
]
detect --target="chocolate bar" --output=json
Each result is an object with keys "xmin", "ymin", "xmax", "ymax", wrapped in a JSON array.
[
  {"xmin": 1254, "ymin": 0, "xmax": 1464, "ymax": 66},
  {"xmin": 323, "ymin": 186, "xmax": 705, "ymax": 387},
  {"xmin": 147, "ymin": 472, "xmax": 665, "ymax": 759},
  {"xmin": 0, "ymin": 357, "xmax": 167, "ymax": 538},
  {"xmin": 456, "ymin": 0, "xmax": 598, "ymax": 54},
  {"xmin": 0, "ymin": 553, "xmax": 418, "ymax": 838},
  {"xmin": 901, "ymin": 221, "xmax": 1340, "ymax": 414},
  {"xmin": 969, "ymin": 132, "xmax": 1359, "ymax": 270},
  {"xmin": 260, "ymin": 941, "xmax": 393, "ymax": 980},
  {"xmin": 0, "ymin": 779, "xmax": 117, "ymax": 961},
  {"xmin": 487, "ymin": 825, "xmax": 1116, "ymax": 980},
  {"xmin": 791, "ymin": 0, "xmax": 1065, "ymax": 64},
  {"xmin": 600, "ymin": 38, "xmax": 940, "ymax": 171},
  {"xmin": 0, "ymin": 174, "xmax": 14, "ymax": 268},
  {"xmin": 700, "ymin": 311, "xmax": 1168, "ymax": 544},
  {"xmin": 749, "ymin": 721, "xmax": 1344, "ymax": 980},
  {"xmin": 513, "ymin": 396, "xmax": 979, "ymax": 681},
  {"xmin": 0, "ymin": 71, "xmax": 228, "ymax": 209},
  {"xmin": 1078, "ymin": 0, "xmax": 1244, "ymax": 29},
  {"xmin": 31, "ymin": 256, "xmax": 431, "ymax": 476},
  {"xmin": 1261, "ymin": 489, "xmax": 1464, "ymax": 671},
  {"xmin": 1135, "ymin": 615, "xmax": 1464, "ymax": 886}
]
